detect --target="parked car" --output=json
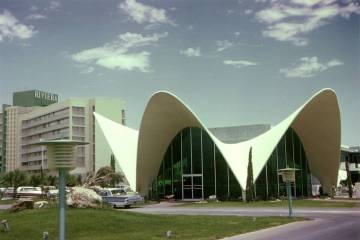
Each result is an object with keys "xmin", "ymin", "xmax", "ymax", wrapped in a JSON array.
[
  {"xmin": 43, "ymin": 186, "xmax": 59, "ymax": 197},
  {"xmin": 99, "ymin": 188, "xmax": 144, "ymax": 208},
  {"xmin": 17, "ymin": 186, "xmax": 43, "ymax": 197},
  {"xmin": 1, "ymin": 187, "xmax": 14, "ymax": 199}
]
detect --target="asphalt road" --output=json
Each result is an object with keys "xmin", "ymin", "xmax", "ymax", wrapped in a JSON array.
[
  {"xmin": 0, "ymin": 204, "xmax": 11, "ymax": 210},
  {"xmin": 127, "ymin": 204, "xmax": 360, "ymax": 240}
]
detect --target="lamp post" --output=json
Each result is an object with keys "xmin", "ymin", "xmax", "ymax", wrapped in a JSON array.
[
  {"xmin": 36, "ymin": 139, "xmax": 88, "ymax": 240},
  {"xmin": 278, "ymin": 167, "xmax": 299, "ymax": 217}
]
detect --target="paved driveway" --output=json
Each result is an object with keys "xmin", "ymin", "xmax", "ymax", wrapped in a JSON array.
[
  {"xmin": 0, "ymin": 204, "xmax": 11, "ymax": 210},
  {"xmin": 127, "ymin": 203, "xmax": 360, "ymax": 240}
]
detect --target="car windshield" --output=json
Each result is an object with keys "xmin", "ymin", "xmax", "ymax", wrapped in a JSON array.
[{"xmin": 111, "ymin": 189, "xmax": 125, "ymax": 195}]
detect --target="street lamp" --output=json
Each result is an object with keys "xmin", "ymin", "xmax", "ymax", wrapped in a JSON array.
[
  {"xmin": 278, "ymin": 167, "xmax": 299, "ymax": 217},
  {"xmin": 36, "ymin": 139, "xmax": 88, "ymax": 240}
]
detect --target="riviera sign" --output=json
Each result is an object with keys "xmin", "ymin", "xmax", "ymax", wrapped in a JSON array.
[{"xmin": 34, "ymin": 90, "xmax": 58, "ymax": 102}]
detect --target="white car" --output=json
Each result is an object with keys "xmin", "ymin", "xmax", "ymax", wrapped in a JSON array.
[
  {"xmin": 99, "ymin": 188, "xmax": 144, "ymax": 208},
  {"xmin": 17, "ymin": 186, "xmax": 43, "ymax": 197}
]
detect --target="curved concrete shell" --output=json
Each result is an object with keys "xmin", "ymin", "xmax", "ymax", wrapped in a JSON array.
[
  {"xmin": 136, "ymin": 89, "xmax": 340, "ymax": 195},
  {"xmin": 95, "ymin": 88, "xmax": 341, "ymax": 196},
  {"xmin": 94, "ymin": 112, "xmax": 138, "ymax": 191}
]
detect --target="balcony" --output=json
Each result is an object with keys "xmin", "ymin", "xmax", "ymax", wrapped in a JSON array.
[
  {"xmin": 22, "ymin": 121, "xmax": 69, "ymax": 138},
  {"xmin": 22, "ymin": 109, "xmax": 70, "ymax": 130},
  {"xmin": 21, "ymin": 131, "xmax": 70, "ymax": 146}
]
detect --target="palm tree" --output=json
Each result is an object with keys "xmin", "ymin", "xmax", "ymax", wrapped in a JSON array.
[
  {"xmin": 84, "ymin": 166, "xmax": 124, "ymax": 188},
  {"xmin": 0, "ymin": 170, "xmax": 27, "ymax": 199}
]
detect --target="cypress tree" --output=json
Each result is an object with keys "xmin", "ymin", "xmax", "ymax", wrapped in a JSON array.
[
  {"xmin": 345, "ymin": 156, "xmax": 353, "ymax": 198},
  {"xmin": 110, "ymin": 154, "xmax": 116, "ymax": 172},
  {"xmin": 246, "ymin": 147, "xmax": 254, "ymax": 202}
]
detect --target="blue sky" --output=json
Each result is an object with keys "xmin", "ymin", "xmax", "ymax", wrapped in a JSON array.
[{"xmin": 0, "ymin": 0, "xmax": 359, "ymax": 145}]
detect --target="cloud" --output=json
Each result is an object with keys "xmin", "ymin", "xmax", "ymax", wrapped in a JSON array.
[
  {"xmin": 80, "ymin": 66, "xmax": 95, "ymax": 74},
  {"xmin": 186, "ymin": 25, "xmax": 194, "ymax": 31},
  {"xmin": 30, "ymin": 6, "xmax": 38, "ymax": 12},
  {"xmin": 48, "ymin": 1, "xmax": 61, "ymax": 11},
  {"xmin": 179, "ymin": 47, "xmax": 201, "ymax": 57},
  {"xmin": 0, "ymin": 10, "xmax": 37, "ymax": 42},
  {"xmin": 255, "ymin": 0, "xmax": 360, "ymax": 46},
  {"xmin": 227, "ymin": 9, "xmax": 235, "ymax": 15},
  {"xmin": 26, "ymin": 14, "xmax": 47, "ymax": 20},
  {"xmin": 279, "ymin": 56, "xmax": 343, "ymax": 78},
  {"xmin": 244, "ymin": 9, "xmax": 253, "ymax": 15},
  {"xmin": 216, "ymin": 40, "xmax": 234, "ymax": 52},
  {"xmin": 71, "ymin": 32, "xmax": 168, "ymax": 72},
  {"xmin": 119, "ymin": 0, "xmax": 174, "ymax": 25},
  {"xmin": 223, "ymin": 60, "xmax": 259, "ymax": 68}
]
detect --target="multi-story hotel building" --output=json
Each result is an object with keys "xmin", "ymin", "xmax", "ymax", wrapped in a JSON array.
[{"xmin": 0, "ymin": 90, "xmax": 126, "ymax": 176}]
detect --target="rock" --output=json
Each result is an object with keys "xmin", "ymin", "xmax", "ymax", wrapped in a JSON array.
[
  {"xmin": 67, "ymin": 187, "xmax": 102, "ymax": 208},
  {"xmin": 9, "ymin": 199, "xmax": 34, "ymax": 213},
  {"xmin": 34, "ymin": 201, "xmax": 49, "ymax": 208}
]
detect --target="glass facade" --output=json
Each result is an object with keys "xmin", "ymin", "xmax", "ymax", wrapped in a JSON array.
[{"xmin": 152, "ymin": 127, "xmax": 311, "ymax": 200}]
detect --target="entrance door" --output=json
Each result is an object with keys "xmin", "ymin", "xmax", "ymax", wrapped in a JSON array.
[{"xmin": 182, "ymin": 174, "xmax": 203, "ymax": 199}]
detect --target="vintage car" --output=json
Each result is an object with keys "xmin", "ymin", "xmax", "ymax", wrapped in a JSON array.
[
  {"xmin": 17, "ymin": 186, "xmax": 43, "ymax": 197},
  {"xmin": 99, "ymin": 188, "xmax": 143, "ymax": 208}
]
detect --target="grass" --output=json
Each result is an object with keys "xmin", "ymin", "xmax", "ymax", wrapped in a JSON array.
[
  {"xmin": 0, "ymin": 199, "xmax": 17, "ymax": 205},
  {"xmin": 0, "ymin": 208, "xmax": 302, "ymax": 240},
  {"xmin": 178, "ymin": 199, "xmax": 360, "ymax": 208}
]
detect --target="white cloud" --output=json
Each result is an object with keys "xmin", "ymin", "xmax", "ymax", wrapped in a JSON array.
[
  {"xmin": 186, "ymin": 25, "xmax": 194, "ymax": 31},
  {"xmin": 179, "ymin": 47, "xmax": 201, "ymax": 58},
  {"xmin": 279, "ymin": 56, "xmax": 343, "ymax": 78},
  {"xmin": 48, "ymin": 1, "xmax": 61, "ymax": 11},
  {"xmin": 26, "ymin": 14, "xmax": 47, "ymax": 20},
  {"xmin": 71, "ymin": 32, "xmax": 168, "ymax": 72},
  {"xmin": 291, "ymin": 0, "xmax": 334, "ymax": 7},
  {"xmin": 234, "ymin": 31, "xmax": 240, "ymax": 36},
  {"xmin": 244, "ymin": 9, "xmax": 253, "ymax": 15},
  {"xmin": 227, "ymin": 9, "xmax": 235, "ymax": 15},
  {"xmin": 96, "ymin": 52, "xmax": 150, "ymax": 72},
  {"xmin": 0, "ymin": 10, "xmax": 37, "ymax": 42},
  {"xmin": 216, "ymin": 40, "xmax": 234, "ymax": 52},
  {"xmin": 223, "ymin": 60, "xmax": 259, "ymax": 68},
  {"xmin": 118, "ymin": 32, "xmax": 168, "ymax": 48},
  {"xmin": 255, "ymin": 0, "xmax": 360, "ymax": 46},
  {"xmin": 80, "ymin": 66, "xmax": 95, "ymax": 74},
  {"xmin": 30, "ymin": 6, "xmax": 38, "ymax": 12},
  {"xmin": 119, "ymin": 0, "xmax": 174, "ymax": 25}
]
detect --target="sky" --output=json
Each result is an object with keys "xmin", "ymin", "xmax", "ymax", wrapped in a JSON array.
[{"xmin": 0, "ymin": 0, "xmax": 359, "ymax": 146}]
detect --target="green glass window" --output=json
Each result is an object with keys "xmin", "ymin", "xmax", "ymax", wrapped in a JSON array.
[
  {"xmin": 164, "ymin": 147, "xmax": 172, "ymax": 196},
  {"xmin": 266, "ymin": 150, "xmax": 278, "ymax": 198},
  {"xmin": 215, "ymin": 146, "xmax": 228, "ymax": 200},
  {"xmin": 229, "ymin": 168, "xmax": 242, "ymax": 199},
  {"xmin": 202, "ymin": 130, "xmax": 215, "ymax": 198},
  {"xmin": 154, "ymin": 126, "xmax": 311, "ymax": 200},
  {"xmin": 182, "ymin": 128, "xmax": 191, "ymax": 174},
  {"xmin": 286, "ymin": 128, "xmax": 294, "ymax": 168},
  {"xmin": 157, "ymin": 162, "xmax": 164, "ymax": 198},
  {"xmin": 191, "ymin": 128, "xmax": 202, "ymax": 174},
  {"xmin": 172, "ymin": 133, "xmax": 182, "ymax": 199}
]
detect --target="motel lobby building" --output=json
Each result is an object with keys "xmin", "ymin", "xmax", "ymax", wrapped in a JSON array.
[{"xmin": 95, "ymin": 88, "xmax": 341, "ymax": 200}]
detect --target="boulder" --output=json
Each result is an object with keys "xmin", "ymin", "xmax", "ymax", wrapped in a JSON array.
[
  {"xmin": 34, "ymin": 201, "xmax": 49, "ymax": 209},
  {"xmin": 9, "ymin": 199, "xmax": 34, "ymax": 213},
  {"xmin": 67, "ymin": 187, "xmax": 102, "ymax": 208}
]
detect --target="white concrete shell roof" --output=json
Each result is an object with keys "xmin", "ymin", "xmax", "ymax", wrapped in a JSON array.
[
  {"xmin": 95, "ymin": 88, "xmax": 341, "ymax": 196},
  {"xmin": 94, "ymin": 112, "xmax": 138, "ymax": 191}
]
